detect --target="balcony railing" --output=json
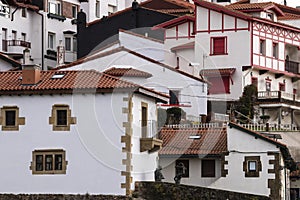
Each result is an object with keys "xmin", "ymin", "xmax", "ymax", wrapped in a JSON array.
[
  {"xmin": 285, "ymin": 60, "xmax": 299, "ymax": 74},
  {"xmin": 4, "ymin": 40, "xmax": 31, "ymax": 48},
  {"xmin": 257, "ymin": 91, "xmax": 300, "ymax": 105},
  {"xmin": 239, "ymin": 123, "xmax": 299, "ymax": 132},
  {"xmin": 165, "ymin": 122, "xmax": 226, "ymax": 129}
]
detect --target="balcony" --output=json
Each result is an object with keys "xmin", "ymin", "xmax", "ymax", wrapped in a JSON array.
[
  {"xmin": 285, "ymin": 60, "xmax": 299, "ymax": 74},
  {"xmin": 5, "ymin": 40, "xmax": 31, "ymax": 48},
  {"xmin": 257, "ymin": 91, "xmax": 300, "ymax": 106},
  {"xmin": 140, "ymin": 120, "xmax": 162, "ymax": 153},
  {"xmin": 239, "ymin": 123, "xmax": 299, "ymax": 132}
]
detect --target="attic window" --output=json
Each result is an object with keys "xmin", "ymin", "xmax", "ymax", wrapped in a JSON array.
[
  {"xmin": 52, "ymin": 74, "xmax": 65, "ymax": 79},
  {"xmin": 189, "ymin": 135, "xmax": 201, "ymax": 139}
]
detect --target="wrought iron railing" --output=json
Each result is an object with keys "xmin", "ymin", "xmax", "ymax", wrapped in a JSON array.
[
  {"xmin": 285, "ymin": 60, "xmax": 299, "ymax": 74},
  {"xmin": 239, "ymin": 123, "xmax": 299, "ymax": 132},
  {"xmin": 5, "ymin": 39, "xmax": 31, "ymax": 48}
]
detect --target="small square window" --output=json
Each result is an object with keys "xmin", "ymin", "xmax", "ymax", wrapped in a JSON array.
[
  {"xmin": 5, "ymin": 110, "xmax": 16, "ymax": 126},
  {"xmin": 49, "ymin": 104, "xmax": 76, "ymax": 131},
  {"xmin": 1, "ymin": 106, "xmax": 25, "ymax": 131},
  {"xmin": 202, "ymin": 159, "xmax": 216, "ymax": 177},
  {"xmin": 211, "ymin": 37, "xmax": 227, "ymax": 55},
  {"xmin": 64, "ymin": 37, "xmax": 71, "ymax": 51},
  {"xmin": 248, "ymin": 161, "xmax": 257, "ymax": 172},
  {"xmin": 56, "ymin": 110, "xmax": 67, "ymax": 126},
  {"xmin": 21, "ymin": 8, "xmax": 27, "ymax": 18}
]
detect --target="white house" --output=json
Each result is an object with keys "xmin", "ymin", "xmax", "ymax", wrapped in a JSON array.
[
  {"xmin": 159, "ymin": 122, "xmax": 296, "ymax": 199},
  {"xmin": 57, "ymin": 43, "xmax": 208, "ymax": 121},
  {"xmin": 155, "ymin": 0, "xmax": 300, "ymax": 128},
  {"xmin": 0, "ymin": 65, "xmax": 168, "ymax": 195}
]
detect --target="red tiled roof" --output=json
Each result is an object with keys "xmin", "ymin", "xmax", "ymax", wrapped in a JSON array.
[
  {"xmin": 104, "ymin": 67, "xmax": 152, "ymax": 78},
  {"xmin": 141, "ymin": 0, "xmax": 195, "ymax": 11},
  {"xmin": 6, "ymin": 0, "xmax": 39, "ymax": 11},
  {"xmin": 0, "ymin": 70, "xmax": 138, "ymax": 93},
  {"xmin": 279, "ymin": 13, "xmax": 300, "ymax": 20},
  {"xmin": 226, "ymin": 2, "xmax": 285, "ymax": 16},
  {"xmin": 200, "ymin": 68, "xmax": 236, "ymax": 77},
  {"xmin": 159, "ymin": 127, "xmax": 227, "ymax": 156},
  {"xmin": 0, "ymin": 52, "xmax": 21, "ymax": 68}
]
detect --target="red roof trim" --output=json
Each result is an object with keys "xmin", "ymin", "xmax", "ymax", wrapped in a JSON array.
[
  {"xmin": 152, "ymin": 15, "xmax": 195, "ymax": 30},
  {"xmin": 193, "ymin": 0, "xmax": 252, "ymax": 20}
]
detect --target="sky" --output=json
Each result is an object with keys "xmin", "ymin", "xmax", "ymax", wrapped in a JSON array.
[{"xmin": 285, "ymin": 1, "xmax": 299, "ymax": 8}]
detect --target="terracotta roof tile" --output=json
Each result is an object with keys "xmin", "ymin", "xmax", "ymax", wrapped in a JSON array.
[
  {"xmin": 278, "ymin": 13, "xmax": 300, "ymax": 20},
  {"xmin": 159, "ymin": 127, "xmax": 227, "ymax": 156},
  {"xmin": 200, "ymin": 68, "xmax": 236, "ymax": 76},
  {"xmin": 0, "ymin": 70, "xmax": 140, "ymax": 94},
  {"xmin": 226, "ymin": 2, "xmax": 274, "ymax": 10},
  {"xmin": 104, "ymin": 67, "xmax": 152, "ymax": 78}
]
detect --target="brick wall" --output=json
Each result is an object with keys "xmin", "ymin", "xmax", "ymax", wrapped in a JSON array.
[{"xmin": 133, "ymin": 181, "xmax": 271, "ymax": 200}]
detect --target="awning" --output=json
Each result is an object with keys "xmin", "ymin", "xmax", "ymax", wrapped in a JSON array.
[{"xmin": 200, "ymin": 68, "xmax": 236, "ymax": 77}]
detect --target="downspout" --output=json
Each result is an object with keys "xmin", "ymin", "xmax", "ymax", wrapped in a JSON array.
[
  {"xmin": 11, "ymin": 6, "xmax": 20, "ymax": 21},
  {"xmin": 36, "ymin": 11, "xmax": 45, "ymax": 70}
]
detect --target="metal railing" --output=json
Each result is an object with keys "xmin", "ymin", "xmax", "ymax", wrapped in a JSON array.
[
  {"xmin": 257, "ymin": 91, "xmax": 300, "ymax": 103},
  {"xmin": 5, "ymin": 39, "xmax": 31, "ymax": 48},
  {"xmin": 165, "ymin": 122, "xmax": 226, "ymax": 129},
  {"xmin": 239, "ymin": 123, "xmax": 299, "ymax": 132}
]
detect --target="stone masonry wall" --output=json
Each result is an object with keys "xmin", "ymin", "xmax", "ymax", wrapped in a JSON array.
[{"xmin": 133, "ymin": 181, "xmax": 271, "ymax": 200}]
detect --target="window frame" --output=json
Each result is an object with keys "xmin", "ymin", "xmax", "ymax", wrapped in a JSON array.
[
  {"xmin": 71, "ymin": 5, "xmax": 77, "ymax": 18},
  {"xmin": 64, "ymin": 37, "xmax": 71, "ymax": 51},
  {"xmin": 260, "ymin": 39, "xmax": 266, "ymax": 55},
  {"xmin": 48, "ymin": 1, "xmax": 61, "ymax": 15},
  {"xmin": 31, "ymin": 149, "xmax": 67, "ymax": 175},
  {"xmin": 0, "ymin": 106, "xmax": 25, "ymax": 131},
  {"xmin": 279, "ymin": 82, "xmax": 285, "ymax": 92},
  {"xmin": 49, "ymin": 104, "xmax": 76, "ymax": 131},
  {"xmin": 95, "ymin": 0, "xmax": 100, "ymax": 18},
  {"xmin": 273, "ymin": 42, "xmax": 278, "ymax": 58},
  {"xmin": 207, "ymin": 76, "xmax": 230, "ymax": 94},
  {"xmin": 243, "ymin": 156, "xmax": 262, "ymax": 177},
  {"xmin": 210, "ymin": 36, "xmax": 227, "ymax": 56},
  {"xmin": 48, "ymin": 32, "xmax": 55, "ymax": 50},
  {"xmin": 21, "ymin": 8, "xmax": 27, "ymax": 18},
  {"xmin": 169, "ymin": 90, "xmax": 180, "ymax": 105},
  {"xmin": 141, "ymin": 102, "xmax": 148, "ymax": 138},
  {"xmin": 201, "ymin": 159, "xmax": 216, "ymax": 178}
]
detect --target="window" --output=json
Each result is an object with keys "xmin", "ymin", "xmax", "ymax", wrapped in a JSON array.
[
  {"xmin": 21, "ymin": 8, "xmax": 27, "ymax": 18},
  {"xmin": 208, "ymin": 76, "xmax": 230, "ymax": 94},
  {"xmin": 12, "ymin": 30, "xmax": 17, "ymax": 40},
  {"xmin": 243, "ymin": 156, "xmax": 262, "ymax": 177},
  {"xmin": 169, "ymin": 90, "xmax": 180, "ymax": 104},
  {"xmin": 2, "ymin": 28, "xmax": 7, "ymax": 51},
  {"xmin": 260, "ymin": 39, "xmax": 266, "ymax": 55},
  {"xmin": 202, "ymin": 159, "xmax": 215, "ymax": 177},
  {"xmin": 141, "ymin": 102, "xmax": 148, "ymax": 138},
  {"xmin": 21, "ymin": 33, "xmax": 26, "ymax": 41},
  {"xmin": 251, "ymin": 77, "xmax": 258, "ymax": 88},
  {"xmin": 211, "ymin": 37, "xmax": 227, "ymax": 55},
  {"xmin": 266, "ymin": 80, "xmax": 271, "ymax": 92},
  {"xmin": 73, "ymin": 37, "xmax": 77, "ymax": 52},
  {"xmin": 273, "ymin": 43, "xmax": 278, "ymax": 58},
  {"xmin": 95, "ymin": 0, "xmax": 100, "ymax": 18},
  {"xmin": 72, "ymin": 5, "xmax": 77, "ymax": 18},
  {"xmin": 279, "ymin": 82, "xmax": 285, "ymax": 91},
  {"xmin": 49, "ymin": 104, "xmax": 76, "ymax": 131},
  {"xmin": 294, "ymin": 88, "xmax": 297, "ymax": 95},
  {"xmin": 175, "ymin": 160, "xmax": 189, "ymax": 178},
  {"xmin": 48, "ymin": 32, "xmax": 55, "ymax": 49},
  {"xmin": 267, "ymin": 12, "xmax": 274, "ymax": 21},
  {"xmin": 30, "ymin": 149, "xmax": 67, "ymax": 175},
  {"xmin": 0, "ymin": 106, "xmax": 25, "ymax": 131},
  {"xmin": 65, "ymin": 37, "xmax": 71, "ymax": 51},
  {"xmin": 48, "ymin": 1, "xmax": 61, "ymax": 15}
]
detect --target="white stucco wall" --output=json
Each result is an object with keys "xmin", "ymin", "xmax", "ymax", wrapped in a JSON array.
[
  {"xmin": 0, "ymin": 91, "xmax": 158, "ymax": 194},
  {"xmin": 159, "ymin": 157, "xmax": 222, "ymax": 186},
  {"xmin": 64, "ymin": 50, "xmax": 208, "ymax": 117}
]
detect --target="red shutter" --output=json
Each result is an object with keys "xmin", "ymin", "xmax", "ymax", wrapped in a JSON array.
[
  {"xmin": 208, "ymin": 76, "xmax": 230, "ymax": 94},
  {"xmin": 213, "ymin": 38, "xmax": 225, "ymax": 54}
]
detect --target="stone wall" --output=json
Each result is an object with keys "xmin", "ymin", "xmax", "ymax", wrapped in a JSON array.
[
  {"xmin": 133, "ymin": 181, "xmax": 271, "ymax": 200},
  {"xmin": 0, "ymin": 194, "xmax": 131, "ymax": 200}
]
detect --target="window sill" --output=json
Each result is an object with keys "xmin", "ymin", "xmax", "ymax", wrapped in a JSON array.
[
  {"xmin": 47, "ymin": 13, "xmax": 66, "ymax": 22},
  {"xmin": 209, "ymin": 53, "xmax": 228, "ymax": 56},
  {"xmin": 32, "ymin": 170, "xmax": 66, "ymax": 175},
  {"xmin": 2, "ymin": 125, "xmax": 19, "ymax": 131}
]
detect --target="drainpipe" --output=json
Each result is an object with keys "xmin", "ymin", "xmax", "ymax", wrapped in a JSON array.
[
  {"xmin": 36, "ymin": 11, "xmax": 45, "ymax": 70},
  {"xmin": 11, "ymin": 6, "xmax": 20, "ymax": 21}
]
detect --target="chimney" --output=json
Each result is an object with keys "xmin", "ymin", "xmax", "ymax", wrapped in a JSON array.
[
  {"xmin": 132, "ymin": 0, "xmax": 139, "ymax": 10},
  {"xmin": 23, "ymin": 48, "xmax": 30, "ymax": 65},
  {"xmin": 22, "ymin": 65, "xmax": 41, "ymax": 85}
]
